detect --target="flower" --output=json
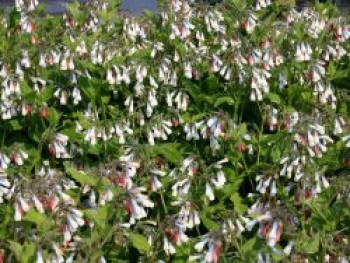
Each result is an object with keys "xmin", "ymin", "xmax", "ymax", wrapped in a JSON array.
[
  {"xmin": 0, "ymin": 172, "xmax": 11, "ymax": 203},
  {"xmin": 194, "ymin": 235, "xmax": 222, "ymax": 263},
  {"xmin": 49, "ymin": 134, "xmax": 71, "ymax": 159},
  {"xmin": 125, "ymin": 187, "xmax": 154, "ymax": 222},
  {"xmin": 295, "ymin": 42, "xmax": 312, "ymax": 62},
  {"xmin": 60, "ymin": 50, "xmax": 74, "ymax": 70}
]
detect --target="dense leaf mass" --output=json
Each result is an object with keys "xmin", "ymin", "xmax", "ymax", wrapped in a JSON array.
[{"xmin": 0, "ymin": 0, "xmax": 349, "ymax": 262}]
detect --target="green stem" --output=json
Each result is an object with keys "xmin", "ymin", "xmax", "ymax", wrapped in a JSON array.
[
  {"xmin": 256, "ymin": 119, "xmax": 264, "ymax": 165},
  {"xmin": 160, "ymin": 190, "xmax": 168, "ymax": 214}
]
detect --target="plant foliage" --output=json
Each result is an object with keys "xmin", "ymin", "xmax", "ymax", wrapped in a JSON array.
[{"xmin": 0, "ymin": 0, "xmax": 348, "ymax": 262}]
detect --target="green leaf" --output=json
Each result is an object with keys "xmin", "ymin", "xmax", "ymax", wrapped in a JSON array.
[
  {"xmin": 66, "ymin": 0, "xmax": 86, "ymax": 24},
  {"xmin": 270, "ymin": 146, "xmax": 281, "ymax": 162},
  {"xmin": 200, "ymin": 213, "xmax": 220, "ymax": 231},
  {"xmin": 80, "ymin": 77, "xmax": 97, "ymax": 101},
  {"xmin": 223, "ymin": 169, "xmax": 243, "ymax": 196},
  {"xmin": 8, "ymin": 119, "xmax": 23, "ymax": 131},
  {"xmin": 8, "ymin": 241, "xmax": 22, "ymax": 261},
  {"xmin": 21, "ymin": 242, "xmax": 36, "ymax": 263},
  {"xmin": 240, "ymin": 237, "xmax": 263, "ymax": 261},
  {"xmin": 65, "ymin": 163, "xmax": 98, "ymax": 186},
  {"xmin": 47, "ymin": 108, "xmax": 61, "ymax": 126},
  {"xmin": 129, "ymin": 233, "xmax": 151, "ymax": 254},
  {"xmin": 214, "ymin": 96, "xmax": 234, "ymax": 107},
  {"xmin": 275, "ymin": 0, "xmax": 295, "ymax": 6},
  {"xmin": 23, "ymin": 210, "xmax": 53, "ymax": 234},
  {"xmin": 157, "ymin": 145, "xmax": 182, "ymax": 164},
  {"xmin": 224, "ymin": 180, "xmax": 243, "ymax": 196},
  {"xmin": 231, "ymin": 123, "xmax": 247, "ymax": 139},
  {"xmin": 143, "ymin": 9, "xmax": 156, "ymax": 20},
  {"xmin": 41, "ymin": 86, "xmax": 54, "ymax": 102},
  {"xmin": 229, "ymin": 0, "xmax": 247, "ymax": 11},
  {"xmin": 9, "ymin": 9, "xmax": 21, "ymax": 29},
  {"xmin": 241, "ymin": 237, "xmax": 259, "ymax": 255},
  {"xmin": 23, "ymin": 210, "xmax": 49, "ymax": 226},
  {"xmin": 328, "ymin": 61, "xmax": 337, "ymax": 78},
  {"xmin": 141, "ymin": 143, "xmax": 183, "ymax": 164},
  {"xmin": 297, "ymin": 234, "xmax": 320, "ymax": 254},
  {"xmin": 181, "ymin": 112, "xmax": 207, "ymax": 123},
  {"xmin": 84, "ymin": 206, "xmax": 109, "ymax": 227},
  {"xmin": 267, "ymin": 92, "xmax": 281, "ymax": 105},
  {"xmin": 230, "ymin": 192, "xmax": 247, "ymax": 213}
]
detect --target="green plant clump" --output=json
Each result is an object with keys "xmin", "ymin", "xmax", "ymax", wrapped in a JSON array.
[{"xmin": 0, "ymin": 0, "xmax": 348, "ymax": 262}]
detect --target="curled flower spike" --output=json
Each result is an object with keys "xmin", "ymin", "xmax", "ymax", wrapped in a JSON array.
[
  {"xmin": 60, "ymin": 50, "xmax": 74, "ymax": 70},
  {"xmin": 49, "ymin": 134, "xmax": 71, "ymax": 159},
  {"xmin": 193, "ymin": 235, "xmax": 222, "ymax": 263},
  {"xmin": 295, "ymin": 42, "xmax": 312, "ymax": 62},
  {"xmin": 242, "ymin": 13, "xmax": 258, "ymax": 34},
  {"xmin": 255, "ymin": 0, "xmax": 271, "ymax": 10}
]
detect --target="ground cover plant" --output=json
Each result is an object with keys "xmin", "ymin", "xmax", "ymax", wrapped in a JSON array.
[{"xmin": 0, "ymin": 0, "xmax": 349, "ymax": 262}]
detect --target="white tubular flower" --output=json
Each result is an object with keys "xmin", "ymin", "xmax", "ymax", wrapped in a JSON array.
[
  {"xmin": 61, "ymin": 50, "xmax": 74, "ymax": 70},
  {"xmin": 76, "ymin": 40, "xmax": 87, "ymax": 55},
  {"xmin": 32, "ymin": 77, "xmax": 46, "ymax": 93},
  {"xmin": 245, "ymin": 13, "xmax": 258, "ymax": 34},
  {"xmin": 150, "ymin": 176, "xmax": 162, "ymax": 192},
  {"xmin": 178, "ymin": 202, "xmax": 200, "ymax": 229},
  {"xmin": 296, "ymin": 42, "xmax": 312, "ymax": 62},
  {"xmin": 204, "ymin": 241, "xmax": 221, "ymax": 263},
  {"xmin": 125, "ymin": 188, "xmax": 154, "ymax": 221},
  {"xmin": 21, "ymin": 50, "xmax": 31, "ymax": 68},
  {"xmin": 27, "ymin": 0, "xmax": 39, "ymax": 11},
  {"xmin": 211, "ymin": 55, "xmax": 223, "ymax": 73},
  {"xmin": 255, "ymin": 0, "xmax": 271, "ymax": 10},
  {"xmin": 72, "ymin": 87, "xmax": 82, "ymax": 105},
  {"xmin": 0, "ymin": 64, "xmax": 8, "ymax": 78},
  {"xmin": 194, "ymin": 236, "xmax": 221, "ymax": 263},
  {"xmin": 163, "ymin": 236, "xmax": 176, "ymax": 255},
  {"xmin": 195, "ymin": 238, "xmax": 209, "ymax": 252},
  {"xmin": 36, "ymin": 248, "xmax": 44, "ymax": 263},
  {"xmin": 14, "ymin": 202, "xmax": 23, "ymax": 221},
  {"xmin": 342, "ymin": 134, "xmax": 350, "ymax": 147},
  {"xmin": 206, "ymin": 183, "xmax": 215, "ymax": 201},
  {"xmin": 149, "ymin": 75, "xmax": 158, "ymax": 89},
  {"xmin": 15, "ymin": 0, "xmax": 24, "ymax": 11},
  {"xmin": 32, "ymin": 195, "xmax": 44, "ymax": 213},
  {"xmin": 172, "ymin": 178, "xmax": 191, "ymax": 199},
  {"xmin": 136, "ymin": 65, "xmax": 147, "ymax": 82},
  {"xmin": 11, "ymin": 149, "xmax": 28, "ymax": 166},
  {"xmin": 267, "ymin": 221, "xmax": 282, "ymax": 247},
  {"xmin": 279, "ymin": 74, "xmax": 288, "ymax": 89},
  {"xmin": 121, "ymin": 66, "xmax": 130, "ymax": 85},
  {"xmin": 147, "ymin": 129, "xmax": 155, "ymax": 146},
  {"xmin": 334, "ymin": 117, "xmax": 346, "ymax": 135},
  {"xmin": 283, "ymin": 241, "xmax": 294, "ymax": 255},
  {"xmin": 49, "ymin": 133, "xmax": 71, "ymax": 159},
  {"xmin": 67, "ymin": 208, "xmax": 85, "ymax": 233},
  {"xmin": 174, "ymin": 50, "xmax": 180, "ymax": 62},
  {"xmin": 184, "ymin": 62, "xmax": 192, "ymax": 79},
  {"xmin": 308, "ymin": 18, "xmax": 325, "ymax": 38},
  {"xmin": 51, "ymin": 50, "xmax": 61, "ymax": 65},
  {"xmin": 211, "ymin": 170, "xmax": 226, "ymax": 189},
  {"xmin": 0, "ymin": 153, "xmax": 10, "ymax": 170},
  {"xmin": 99, "ymin": 188, "xmax": 114, "ymax": 206},
  {"xmin": 0, "ymin": 172, "xmax": 11, "ymax": 203}
]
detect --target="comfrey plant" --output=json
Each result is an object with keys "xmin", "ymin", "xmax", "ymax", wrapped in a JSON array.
[{"xmin": 0, "ymin": 0, "xmax": 348, "ymax": 262}]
